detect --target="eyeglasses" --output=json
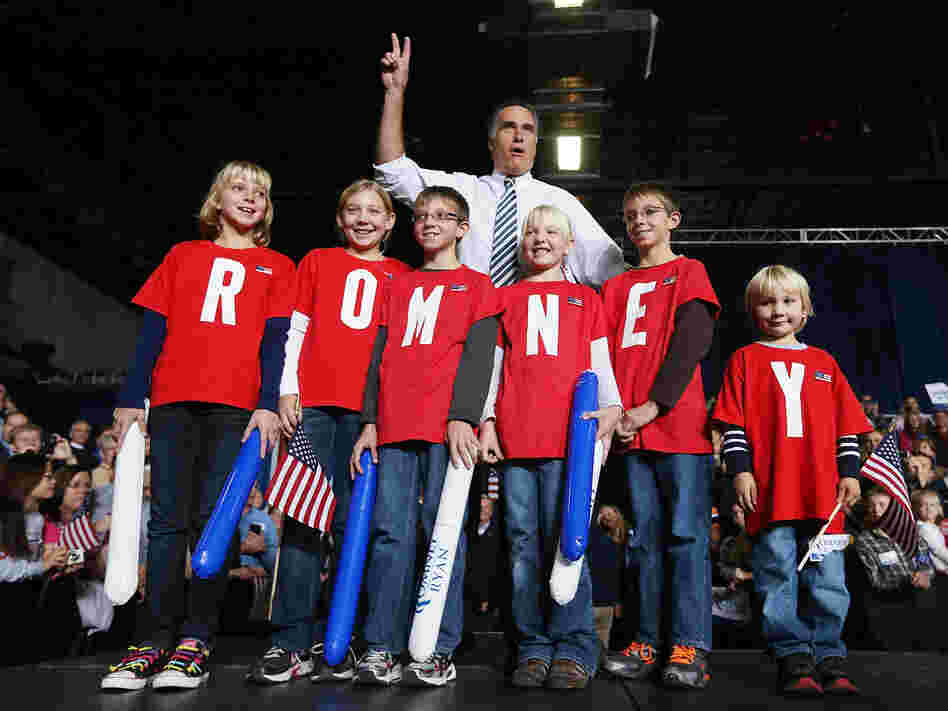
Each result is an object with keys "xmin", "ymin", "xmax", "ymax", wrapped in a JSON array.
[
  {"xmin": 622, "ymin": 206, "xmax": 667, "ymax": 223},
  {"xmin": 411, "ymin": 211, "xmax": 463, "ymax": 224}
]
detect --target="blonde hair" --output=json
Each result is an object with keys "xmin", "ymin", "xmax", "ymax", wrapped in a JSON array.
[
  {"xmin": 198, "ymin": 160, "xmax": 274, "ymax": 246},
  {"xmin": 912, "ymin": 488, "xmax": 944, "ymax": 523},
  {"xmin": 336, "ymin": 179, "xmax": 395, "ymax": 250},
  {"xmin": 744, "ymin": 265, "xmax": 814, "ymax": 329},
  {"xmin": 519, "ymin": 205, "xmax": 573, "ymax": 272}
]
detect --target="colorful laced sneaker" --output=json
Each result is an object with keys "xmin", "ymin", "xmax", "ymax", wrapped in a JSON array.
[
  {"xmin": 662, "ymin": 645, "xmax": 711, "ymax": 689},
  {"xmin": 246, "ymin": 646, "xmax": 314, "ymax": 685},
  {"xmin": 817, "ymin": 656, "xmax": 860, "ymax": 695},
  {"xmin": 402, "ymin": 653, "xmax": 457, "ymax": 687},
  {"xmin": 100, "ymin": 645, "xmax": 168, "ymax": 690},
  {"xmin": 779, "ymin": 653, "xmax": 823, "ymax": 697},
  {"xmin": 602, "ymin": 641, "xmax": 659, "ymax": 679},
  {"xmin": 150, "ymin": 638, "xmax": 211, "ymax": 690},
  {"xmin": 355, "ymin": 649, "xmax": 402, "ymax": 685},
  {"xmin": 310, "ymin": 642, "xmax": 358, "ymax": 682}
]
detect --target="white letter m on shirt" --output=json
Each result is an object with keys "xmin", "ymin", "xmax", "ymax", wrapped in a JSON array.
[{"xmin": 402, "ymin": 285, "xmax": 445, "ymax": 346}]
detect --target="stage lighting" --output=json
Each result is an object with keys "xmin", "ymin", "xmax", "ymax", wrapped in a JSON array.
[
  {"xmin": 557, "ymin": 136, "xmax": 581, "ymax": 171},
  {"xmin": 554, "ymin": 0, "xmax": 584, "ymax": 7}
]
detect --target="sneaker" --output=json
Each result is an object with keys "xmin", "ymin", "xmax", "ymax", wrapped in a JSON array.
[
  {"xmin": 546, "ymin": 659, "xmax": 590, "ymax": 690},
  {"xmin": 310, "ymin": 642, "xmax": 358, "ymax": 682},
  {"xmin": 662, "ymin": 645, "xmax": 710, "ymax": 690},
  {"xmin": 246, "ymin": 646, "xmax": 314, "ymax": 684},
  {"xmin": 100, "ymin": 645, "xmax": 168, "ymax": 690},
  {"xmin": 778, "ymin": 653, "xmax": 823, "ymax": 697},
  {"xmin": 602, "ymin": 641, "xmax": 660, "ymax": 679},
  {"xmin": 403, "ymin": 653, "xmax": 457, "ymax": 687},
  {"xmin": 150, "ymin": 638, "xmax": 211, "ymax": 690},
  {"xmin": 817, "ymin": 656, "xmax": 860, "ymax": 695},
  {"xmin": 355, "ymin": 649, "xmax": 402, "ymax": 685},
  {"xmin": 511, "ymin": 658, "xmax": 549, "ymax": 688}
]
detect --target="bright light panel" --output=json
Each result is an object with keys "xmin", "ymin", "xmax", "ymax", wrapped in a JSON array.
[
  {"xmin": 557, "ymin": 136, "xmax": 582, "ymax": 171},
  {"xmin": 554, "ymin": 0, "xmax": 584, "ymax": 7}
]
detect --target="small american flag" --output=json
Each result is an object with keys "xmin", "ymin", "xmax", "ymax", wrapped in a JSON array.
[
  {"xmin": 59, "ymin": 514, "xmax": 100, "ymax": 552},
  {"xmin": 566, "ymin": 295, "xmax": 584, "ymax": 307},
  {"xmin": 265, "ymin": 428, "xmax": 335, "ymax": 531},
  {"xmin": 860, "ymin": 429, "xmax": 917, "ymax": 558},
  {"xmin": 814, "ymin": 371, "xmax": 833, "ymax": 383},
  {"xmin": 450, "ymin": 284, "xmax": 468, "ymax": 292},
  {"xmin": 256, "ymin": 265, "xmax": 272, "ymax": 275}
]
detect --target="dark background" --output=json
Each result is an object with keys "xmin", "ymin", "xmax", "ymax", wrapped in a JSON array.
[{"xmin": 3, "ymin": 2, "xmax": 947, "ymax": 418}]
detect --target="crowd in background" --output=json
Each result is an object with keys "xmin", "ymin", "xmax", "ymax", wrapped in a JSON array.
[{"xmin": 1, "ymin": 379, "xmax": 947, "ymax": 667}]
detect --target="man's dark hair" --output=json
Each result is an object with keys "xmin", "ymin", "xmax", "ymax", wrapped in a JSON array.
[
  {"xmin": 416, "ymin": 186, "xmax": 471, "ymax": 223},
  {"xmin": 487, "ymin": 99, "xmax": 540, "ymax": 140}
]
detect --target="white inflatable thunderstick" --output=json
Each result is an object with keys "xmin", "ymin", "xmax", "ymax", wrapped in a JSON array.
[
  {"xmin": 105, "ymin": 421, "xmax": 146, "ymax": 605},
  {"xmin": 408, "ymin": 459, "xmax": 475, "ymax": 662},
  {"xmin": 550, "ymin": 439, "xmax": 604, "ymax": 606}
]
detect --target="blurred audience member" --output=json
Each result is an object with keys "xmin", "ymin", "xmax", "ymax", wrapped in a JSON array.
[
  {"xmin": 588, "ymin": 504, "xmax": 626, "ymax": 653},
  {"xmin": 10, "ymin": 423, "xmax": 43, "ymax": 455},
  {"xmin": 912, "ymin": 490, "xmax": 948, "ymax": 575},
  {"xmin": 2, "ymin": 412, "xmax": 29, "ymax": 457},
  {"xmin": 1, "ymin": 453, "xmax": 80, "ymax": 664},
  {"xmin": 466, "ymin": 494, "xmax": 501, "ymax": 616},
  {"xmin": 931, "ymin": 409, "xmax": 948, "ymax": 467},
  {"xmin": 860, "ymin": 395, "xmax": 882, "ymax": 429},
  {"xmin": 906, "ymin": 453, "xmax": 948, "ymax": 506},
  {"xmin": 852, "ymin": 488, "xmax": 933, "ymax": 593},
  {"xmin": 237, "ymin": 485, "xmax": 277, "ymax": 576},
  {"xmin": 712, "ymin": 502, "xmax": 754, "ymax": 647},
  {"xmin": 898, "ymin": 408, "xmax": 929, "ymax": 456},
  {"xmin": 91, "ymin": 433, "xmax": 119, "ymax": 489},
  {"xmin": 68, "ymin": 419, "xmax": 98, "ymax": 470}
]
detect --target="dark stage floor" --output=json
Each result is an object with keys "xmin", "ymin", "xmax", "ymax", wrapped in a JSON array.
[{"xmin": 6, "ymin": 634, "xmax": 944, "ymax": 711}]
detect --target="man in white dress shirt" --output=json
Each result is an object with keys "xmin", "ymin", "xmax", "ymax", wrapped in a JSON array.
[{"xmin": 375, "ymin": 33, "xmax": 625, "ymax": 288}]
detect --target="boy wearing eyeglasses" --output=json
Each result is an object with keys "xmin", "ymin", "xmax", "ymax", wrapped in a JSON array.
[
  {"xmin": 350, "ymin": 186, "xmax": 501, "ymax": 687},
  {"xmin": 600, "ymin": 184, "xmax": 719, "ymax": 689}
]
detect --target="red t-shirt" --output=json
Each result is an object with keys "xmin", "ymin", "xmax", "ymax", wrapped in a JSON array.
[
  {"xmin": 601, "ymin": 256, "xmax": 720, "ymax": 454},
  {"xmin": 713, "ymin": 342, "xmax": 872, "ymax": 536},
  {"xmin": 494, "ymin": 281, "xmax": 609, "ymax": 459},
  {"xmin": 134, "ymin": 240, "xmax": 296, "ymax": 411},
  {"xmin": 294, "ymin": 248, "xmax": 411, "ymax": 411},
  {"xmin": 377, "ymin": 266, "xmax": 500, "ymax": 446}
]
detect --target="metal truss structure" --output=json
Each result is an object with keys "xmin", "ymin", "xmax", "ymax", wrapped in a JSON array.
[{"xmin": 670, "ymin": 226, "xmax": 948, "ymax": 245}]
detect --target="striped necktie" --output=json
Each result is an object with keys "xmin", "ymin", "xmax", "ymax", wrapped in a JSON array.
[{"xmin": 489, "ymin": 177, "xmax": 519, "ymax": 286}]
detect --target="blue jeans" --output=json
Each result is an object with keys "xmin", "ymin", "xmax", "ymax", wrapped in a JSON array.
[
  {"xmin": 362, "ymin": 442, "xmax": 467, "ymax": 656},
  {"xmin": 624, "ymin": 452, "xmax": 712, "ymax": 651},
  {"xmin": 502, "ymin": 458, "xmax": 599, "ymax": 675},
  {"xmin": 270, "ymin": 407, "xmax": 362, "ymax": 652},
  {"xmin": 750, "ymin": 525, "xmax": 849, "ymax": 662},
  {"xmin": 142, "ymin": 403, "xmax": 250, "ymax": 648}
]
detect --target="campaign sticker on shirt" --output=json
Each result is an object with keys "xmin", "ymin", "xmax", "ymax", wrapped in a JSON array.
[
  {"xmin": 814, "ymin": 370, "xmax": 833, "ymax": 383},
  {"xmin": 879, "ymin": 550, "xmax": 900, "ymax": 566},
  {"xmin": 255, "ymin": 265, "xmax": 273, "ymax": 275},
  {"xmin": 567, "ymin": 295, "xmax": 584, "ymax": 307},
  {"xmin": 450, "ymin": 284, "xmax": 468, "ymax": 292},
  {"xmin": 662, "ymin": 275, "xmax": 677, "ymax": 286}
]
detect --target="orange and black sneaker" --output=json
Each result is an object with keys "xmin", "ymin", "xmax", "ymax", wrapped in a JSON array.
[
  {"xmin": 602, "ymin": 641, "xmax": 660, "ymax": 680},
  {"xmin": 662, "ymin": 645, "xmax": 711, "ymax": 690}
]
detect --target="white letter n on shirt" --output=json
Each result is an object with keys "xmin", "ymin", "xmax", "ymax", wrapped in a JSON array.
[
  {"xmin": 526, "ymin": 294, "xmax": 558, "ymax": 356},
  {"xmin": 402, "ymin": 285, "xmax": 445, "ymax": 346}
]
